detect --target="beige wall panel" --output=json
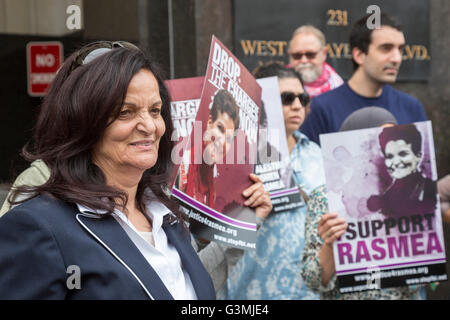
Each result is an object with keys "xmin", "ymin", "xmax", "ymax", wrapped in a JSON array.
[{"xmin": 0, "ymin": 0, "xmax": 83, "ymax": 35}]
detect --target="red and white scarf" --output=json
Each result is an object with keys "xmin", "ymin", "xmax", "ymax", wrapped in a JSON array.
[{"xmin": 303, "ymin": 62, "xmax": 343, "ymax": 99}]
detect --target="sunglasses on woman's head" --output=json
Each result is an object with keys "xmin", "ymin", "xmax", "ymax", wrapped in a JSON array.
[
  {"xmin": 69, "ymin": 41, "xmax": 140, "ymax": 74},
  {"xmin": 281, "ymin": 91, "xmax": 310, "ymax": 106}
]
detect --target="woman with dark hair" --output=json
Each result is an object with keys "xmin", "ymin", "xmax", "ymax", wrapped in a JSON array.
[
  {"xmin": 224, "ymin": 62, "xmax": 325, "ymax": 300},
  {"xmin": 0, "ymin": 41, "xmax": 216, "ymax": 299}
]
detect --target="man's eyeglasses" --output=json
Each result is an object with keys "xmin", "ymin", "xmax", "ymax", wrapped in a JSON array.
[
  {"xmin": 70, "ymin": 41, "xmax": 140, "ymax": 74},
  {"xmin": 281, "ymin": 91, "xmax": 310, "ymax": 107},
  {"xmin": 289, "ymin": 51, "xmax": 319, "ymax": 60}
]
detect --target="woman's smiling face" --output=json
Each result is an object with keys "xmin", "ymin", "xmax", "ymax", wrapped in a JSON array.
[
  {"xmin": 92, "ymin": 69, "xmax": 166, "ymax": 173},
  {"xmin": 384, "ymin": 139, "xmax": 421, "ymax": 179}
]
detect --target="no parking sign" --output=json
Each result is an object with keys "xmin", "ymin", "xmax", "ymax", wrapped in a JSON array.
[{"xmin": 26, "ymin": 42, "xmax": 63, "ymax": 96}]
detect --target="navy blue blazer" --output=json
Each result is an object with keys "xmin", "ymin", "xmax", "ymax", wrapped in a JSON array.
[{"xmin": 0, "ymin": 195, "xmax": 215, "ymax": 300}]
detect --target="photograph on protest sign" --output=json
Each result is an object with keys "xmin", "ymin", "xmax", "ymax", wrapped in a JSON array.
[
  {"xmin": 255, "ymin": 76, "xmax": 304, "ymax": 213},
  {"xmin": 169, "ymin": 36, "xmax": 262, "ymax": 250},
  {"xmin": 320, "ymin": 121, "xmax": 447, "ymax": 293},
  {"xmin": 165, "ymin": 76, "xmax": 204, "ymax": 189}
]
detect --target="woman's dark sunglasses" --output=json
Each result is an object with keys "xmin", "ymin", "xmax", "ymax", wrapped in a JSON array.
[
  {"xmin": 281, "ymin": 91, "xmax": 310, "ymax": 106},
  {"xmin": 70, "ymin": 41, "xmax": 140, "ymax": 74}
]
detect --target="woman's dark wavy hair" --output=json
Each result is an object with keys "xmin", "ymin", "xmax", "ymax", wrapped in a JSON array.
[{"xmin": 10, "ymin": 44, "xmax": 184, "ymax": 223}]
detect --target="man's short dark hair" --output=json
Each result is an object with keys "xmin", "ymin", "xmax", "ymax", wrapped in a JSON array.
[
  {"xmin": 210, "ymin": 89, "xmax": 240, "ymax": 131},
  {"xmin": 349, "ymin": 13, "xmax": 403, "ymax": 70},
  {"xmin": 379, "ymin": 124, "xmax": 422, "ymax": 156}
]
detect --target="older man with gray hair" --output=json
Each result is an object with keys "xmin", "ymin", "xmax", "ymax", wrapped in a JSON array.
[{"xmin": 288, "ymin": 25, "xmax": 343, "ymax": 99}]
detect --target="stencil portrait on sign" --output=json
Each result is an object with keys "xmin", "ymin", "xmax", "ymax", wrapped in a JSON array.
[
  {"xmin": 367, "ymin": 124, "xmax": 437, "ymax": 219},
  {"xmin": 320, "ymin": 121, "xmax": 447, "ymax": 293}
]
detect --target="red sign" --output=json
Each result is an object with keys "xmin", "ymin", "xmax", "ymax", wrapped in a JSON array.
[{"xmin": 26, "ymin": 42, "xmax": 63, "ymax": 96}]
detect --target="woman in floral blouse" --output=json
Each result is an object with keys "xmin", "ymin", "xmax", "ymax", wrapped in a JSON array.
[
  {"xmin": 224, "ymin": 62, "xmax": 324, "ymax": 300},
  {"xmin": 301, "ymin": 107, "xmax": 422, "ymax": 300}
]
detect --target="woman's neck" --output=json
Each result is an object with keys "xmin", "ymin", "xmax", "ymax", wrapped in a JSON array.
[
  {"xmin": 105, "ymin": 176, "xmax": 152, "ymax": 232},
  {"xmin": 93, "ymin": 158, "xmax": 152, "ymax": 231},
  {"xmin": 287, "ymin": 133, "xmax": 297, "ymax": 154},
  {"xmin": 94, "ymin": 159, "xmax": 142, "ymax": 210}
]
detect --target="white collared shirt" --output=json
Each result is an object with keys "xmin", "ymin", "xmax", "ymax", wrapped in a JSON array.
[{"xmin": 76, "ymin": 195, "xmax": 197, "ymax": 300}]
